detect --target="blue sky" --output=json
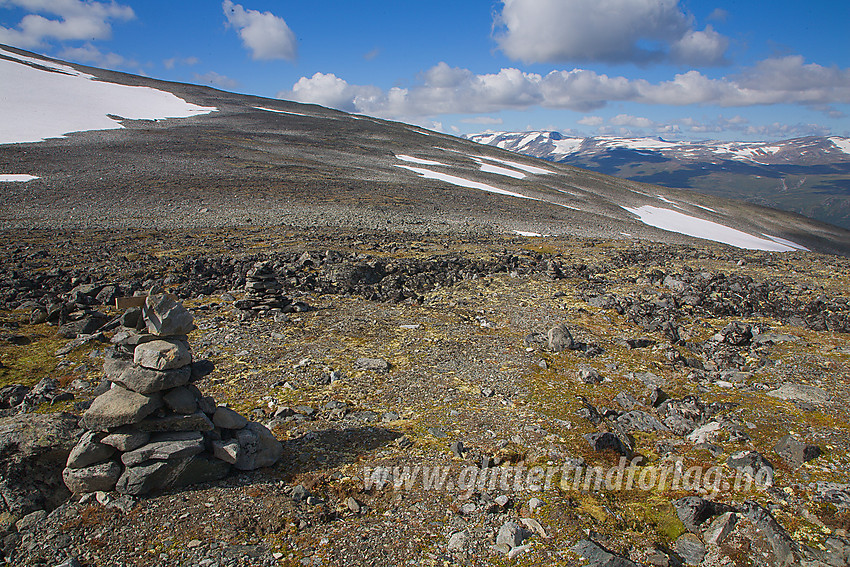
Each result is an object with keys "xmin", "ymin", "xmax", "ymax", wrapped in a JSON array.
[{"xmin": 1, "ymin": 0, "xmax": 848, "ymax": 140}]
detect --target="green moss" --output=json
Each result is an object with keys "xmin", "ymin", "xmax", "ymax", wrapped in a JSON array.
[{"xmin": 0, "ymin": 327, "xmax": 64, "ymax": 388}]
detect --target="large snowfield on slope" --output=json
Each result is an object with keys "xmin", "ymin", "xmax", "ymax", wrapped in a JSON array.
[
  {"xmin": 623, "ymin": 205, "xmax": 807, "ymax": 252},
  {"xmin": 0, "ymin": 47, "xmax": 216, "ymax": 145}
]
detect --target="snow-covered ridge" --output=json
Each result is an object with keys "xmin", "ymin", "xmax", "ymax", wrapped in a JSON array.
[
  {"xmin": 467, "ymin": 131, "xmax": 850, "ymax": 166},
  {"xmin": 0, "ymin": 46, "xmax": 217, "ymax": 145}
]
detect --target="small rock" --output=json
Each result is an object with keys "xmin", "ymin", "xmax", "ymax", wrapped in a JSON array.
[
  {"xmin": 496, "ymin": 521, "xmax": 531, "ymax": 550},
  {"xmin": 14, "ymin": 509, "xmax": 46, "ymax": 532},
  {"xmin": 675, "ymin": 533, "xmax": 706, "ymax": 566},
  {"xmin": 143, "ymin": 294, "xmax": 195, "ymax": 336},
  {"xmin": 704, "ymin": 512, "xmax": 737, "ymax": 545},
  {"xmin": 101, "ymin": 427, "xmax": 150, "ymax": 452},
  {"xmin": 345, "ymin": 497, "xmax": 361, "ymax": 514},
  {"xmin": 774, "ymin": 434, "xmax": 821, "ymax": 469},
  {"xmin": 447, "ymin": 531, "xmax": 467, "ymax": 552},
  {"xmin": 163, "ymin": 386, "xmax": 198, "ymax": 414},
  {"xmin": 355, "ymin": 357, "xmax": 389, "ymax": 372},
  {"xmin": 547, "ymin": 324, "xmax": 574, "ymax": 352},
  {"xmin": 291, "ymin": 484, "xmax": 310, "ymax": 502}
]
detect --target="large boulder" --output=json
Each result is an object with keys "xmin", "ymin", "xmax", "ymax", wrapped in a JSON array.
[{"xmin": 0, "ymin": 412, "xmax": 79, "ymax": 515}]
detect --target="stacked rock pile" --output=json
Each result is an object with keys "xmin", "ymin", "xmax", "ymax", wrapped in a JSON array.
[
  {"xmin": 233, "ymin": 261, "xmax": 309, "ymax": 316},
  {"xmin": 62, "ymin": 293, "xmax": 283, "ymax": 496}
]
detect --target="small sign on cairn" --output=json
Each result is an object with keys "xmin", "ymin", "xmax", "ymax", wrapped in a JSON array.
[{"xmin": 62, "ymin": 292, "xmax": 282, "ymax": 496}]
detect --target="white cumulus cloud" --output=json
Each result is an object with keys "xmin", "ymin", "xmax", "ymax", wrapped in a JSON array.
[
  {"xmin": 494, "ymin": 0, "xmax": 729, "ymax": 66},
  {"xmin": 0, "ymin": 0, "xmax": 134, "ymax": 48},
  {"xmin": 281, "ymin": 56, "xmax": 850, "ymax": 122},
  {"xmin": 222, "ymin": 0, "xmax": 296, "ymax": 61}
]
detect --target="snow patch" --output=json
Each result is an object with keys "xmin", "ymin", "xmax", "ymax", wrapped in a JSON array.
[
  {"xmin": 513, "ymin": 230, "xmax": 545, "ymax": 237},
  {"xmin": 829, "ymin": 137, "xmax": 850, "ymax": 155},
  {"xmin": 761, "ymin": 234, "xmax": 810, "ymax": 252},
  {"xmin": 471, "ymin": 155, "xmax": 553, "ymax": 175},
  {"xmin": 0, "ymin": 174, "xmax": 38, "ymax": 182},
  {"xmin": 396, "ymin": 155, "xmax": 447, "ymax": 166},
  {"xmin": 622, "ymin": 205, "xmax": 804, "ymax": 252},
  {"xmin": 394, "ymin": 165, "xmax": 533, "ymax": 200},
  {"xmin": 0, "ymin": 48, "xmax": 217, "ymax": 145},
  {"xmin": 253, "ymin": 106, "xmax": 308, "ymax": 116},
  {"xmin": 692, "ymin": 204, "xmax": 717, "ymax": 213},
  {"xmin": 475, "ymin": 160, "xmax": 526, "ymax": 179}
]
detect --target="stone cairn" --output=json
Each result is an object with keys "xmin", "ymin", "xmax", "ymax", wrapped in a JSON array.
[
  {"xmin": 234, "ymin": 261, "xmax": 309, "ymax": 317},
  {"xmin": 62, "ymin": 293, "xmax": 283, "ymax": 496}
]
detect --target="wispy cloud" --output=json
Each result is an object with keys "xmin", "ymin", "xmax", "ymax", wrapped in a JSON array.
[
  {"xmin": 222, "ymin": 0, "xmax": 296, "ymax": 61},
  {"xmin": 59, "ymin": 42, "xmax": 136, "ymax": 70},
  {"xmin": 493, "ymin": 0, "xmax": 729, "ymax": 66},
  {"xmin": 194, "ymin": 71, "xmax": 238, "ymax": 89},
  {"xmin": 164, "ymin": 56, "xmax": 199, "ymax": 70},
  {"xmin": 0, "ymin": 0, "xmax": 134, "ymax": 49},
  {"xmin": 460, "ymin": 116, "xmax": 503, "ymax": 125}
]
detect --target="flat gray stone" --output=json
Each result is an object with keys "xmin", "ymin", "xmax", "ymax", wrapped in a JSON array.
[
  {"xmin": 767, "ymin": 383, "xmax": 829, "ymax": 405},
  {"xmin": 355, "ymin": 357, "xmax": 389, "ymax": 372},
  {"xmin": 121, "ymin": 432, "xmax": 205, "ymax": 466},
  {"xmin": 63, "ymin": 460, "xmax": 122, "ymax": 493},
  {"xmin": 212, "ymin": 406, "xmax": 248, "ymax": 429},
  {"xmin": 115, "ymin": 459, "xmax": 175, "ymax": 496},
  {"xmin": 144, "ymin": 294, "xmax": 195, "ymax": 336},
  {"xmin": 163, "ymin": 386, "xmax": 198, "ymax": 414},
  {"xmin": 136, "ymin": 411, "xmax": 214, "ymax": 433},
  {"xmin": 80, "ymin": 386, "xmax": 163, "ymax": 431},
  {"xmin": 114, "ymin": 364, "xmax": 191, "ymax": 395},
  {"xmin": 234, "ymin": 422, "xmax": 283, "ymax": 471},
  {"xmin": 616, "ymin": 410, "xmax": 669, "ymax": 433},
  {"xmin": 170, "ymin": 454, "xmax": 230, "ymax": 488},
  {"xmin": 103, "ymin": 350, "xmax": 133, "ymax": 381},
  {"xmin": 101, "ymin": 427, "xmax": 150, "ymax": 452},
  {"xmin": 66, "ymin": 430, "xmax": 115, "ymax": 469},
  {"xmin": 570, "ymin": 539, "xmax": 639, "ymax": 566},
  {"xmin": 133, "ymin": 339, "xmax": 191, "ymax": 371}
]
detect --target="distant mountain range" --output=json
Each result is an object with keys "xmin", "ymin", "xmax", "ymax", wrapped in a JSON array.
[{"xmin": 466, "ymin": 132, "xmax": 850, "ymax": 229}]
